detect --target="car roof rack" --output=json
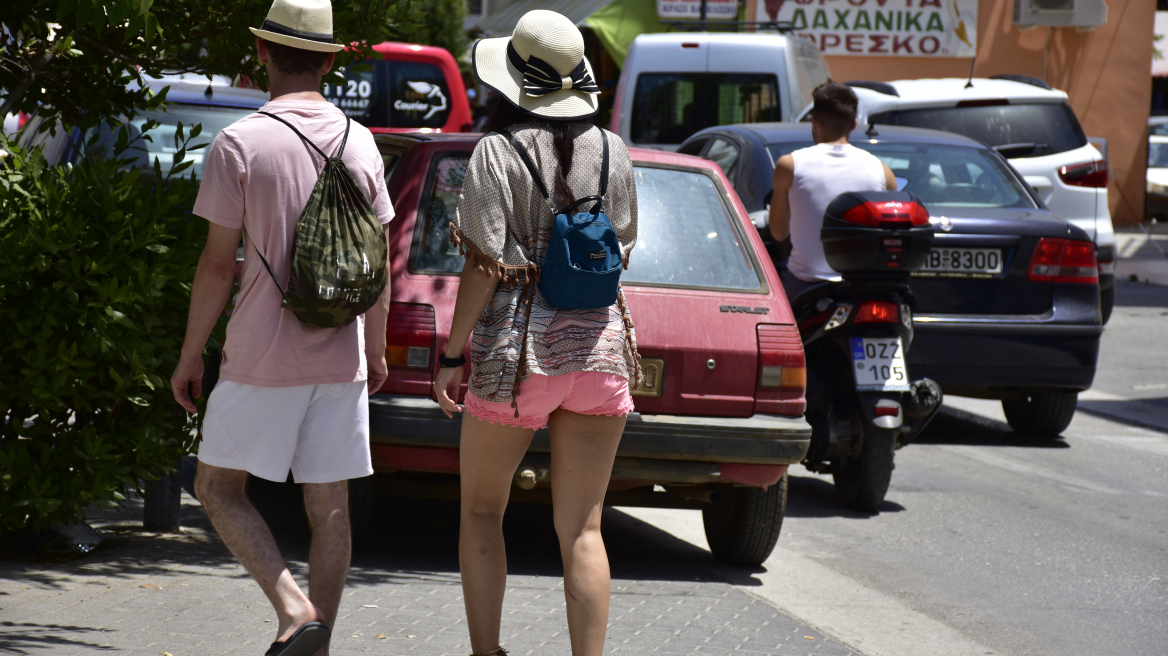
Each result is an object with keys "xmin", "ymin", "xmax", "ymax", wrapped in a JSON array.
[
  {"xmin": 845, "ymin": 80, "xmax": 899, "ymax": 97},
  {"xmin": 659, "ymin": 20, "xmax": 794, "ymax": 32},
  {"xmin": 988, "ymin": 74, "xmax": 1052, "ymax": 90}
]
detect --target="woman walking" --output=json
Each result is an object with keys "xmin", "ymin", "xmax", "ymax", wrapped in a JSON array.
[{"xmin": 432, "ymin": 10, "xmax": 640, "ymax": 656}]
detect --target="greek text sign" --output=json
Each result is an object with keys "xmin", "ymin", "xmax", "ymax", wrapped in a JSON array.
[
  {"xmin": 757, "ymin": 0, "xmax": 977, "ymax": 58},
  {"xmin": 658, "ymin": 0, "xmax": 738, "ymax": 21}
]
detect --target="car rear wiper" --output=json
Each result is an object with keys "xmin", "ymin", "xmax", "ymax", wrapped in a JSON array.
[{"xmin": 993, "ymin": 142, "xmax": 1047, "ymax": 157}]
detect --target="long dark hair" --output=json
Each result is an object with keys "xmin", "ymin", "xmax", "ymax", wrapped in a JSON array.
[{"xmin": 481, "ymin": 94, "xmax": 588, "ymax": 202}]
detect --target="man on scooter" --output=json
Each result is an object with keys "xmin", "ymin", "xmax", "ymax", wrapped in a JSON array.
[{"xmin": 771, "ymin": 82, "xmax": 897, "ymax": 301}]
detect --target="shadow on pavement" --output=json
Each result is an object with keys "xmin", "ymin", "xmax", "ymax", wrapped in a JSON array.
[
  {"xmin": 786, "ymin": 475, "xmax": 907, "ymax": 519},
  {"xmin": 1077, "ymin": 395, "xmax": 1168, "ymax": 434},
  {"xmin": 1114, "ymin": 278, "xmax": 1168, "ymax": 308},
  {"xmin": 244, "ymin": 476, "xmax": 765, "ymax": 588},
  {"xmin": 912, "ymin": 405, "xmax": 1070, "ymax": 448},
  {"xmin": 0, "ymin": 620, "xmax": 113, "ymax": 653}
]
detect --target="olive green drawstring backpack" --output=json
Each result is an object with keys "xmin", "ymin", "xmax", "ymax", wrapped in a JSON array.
[{"xmin": 252, "ymin": 111, "xmax": 387, "ymax": 329}]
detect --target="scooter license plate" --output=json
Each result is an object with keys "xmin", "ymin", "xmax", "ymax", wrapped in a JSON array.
[{"xmin": 850, "ymin": 337, "xmax": 911, "ymax": 392}]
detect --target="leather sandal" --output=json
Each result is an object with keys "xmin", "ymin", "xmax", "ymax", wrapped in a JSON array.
[{"xmin": 470, "ymin": 647, "xmax": 508, "ymax": 656}]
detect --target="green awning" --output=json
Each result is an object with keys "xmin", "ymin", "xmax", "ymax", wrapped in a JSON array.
[
  {"xmin": 476, "ymin": 0, "xmax": 617, "ymax": 37},
  {"xmin": 584, "ymin": 0, "xmax": 671, "ymax": 68}
]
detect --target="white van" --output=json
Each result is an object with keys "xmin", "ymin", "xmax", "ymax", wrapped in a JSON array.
[{"xmin": 610, "ymin": 32, "xmax": 830, "ymax": 151}]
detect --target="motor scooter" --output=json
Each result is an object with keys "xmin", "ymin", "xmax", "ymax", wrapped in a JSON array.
[{"xmin": 788, "ymin": 191, "xmax": 943, "ymax": 511}]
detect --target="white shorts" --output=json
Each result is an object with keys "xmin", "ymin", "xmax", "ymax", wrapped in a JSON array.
[{"xmin": 198, "ymin": 380, "xmax": 372, "ymax": 484}]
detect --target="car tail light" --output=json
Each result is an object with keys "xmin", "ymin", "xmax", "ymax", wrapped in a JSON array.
[
  {"xmin": 757, "ymin": 324, "xmax": 805, "ymax": 390},
  {"xmin": 1027, "ymin": 238, "xmax": 1099, "ymax": 284},
  {"xmin": 841, "ymin": 200, "xmax": 930, "ymax": 227},
  {"xmin": 386, "ymin": 303, "xmax": 436, "ymax": 369},
  {"xmin": 853, "ymin": 300, "xmax": 899, "ymax": 324},
  {"xmin": 1058, "ymin": 160, "xmax": 1108, "ymax": 188}
]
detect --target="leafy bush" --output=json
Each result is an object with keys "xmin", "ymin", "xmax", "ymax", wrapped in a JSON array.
[{"xmin": 0, "ymin": 123, "xmax": 211, "ymax": 533}]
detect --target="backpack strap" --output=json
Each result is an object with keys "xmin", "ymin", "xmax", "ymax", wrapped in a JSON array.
[
  {"xmin": 248, "ymin": 112, "xmax": 354, "ymax": 296},
  {"xmin": 497, "ymin": 126, "xmax": 610, "ymax": 216},
  {"xmin": 496, "ymin": 127, "xmax": 557, "ymax": 215}
]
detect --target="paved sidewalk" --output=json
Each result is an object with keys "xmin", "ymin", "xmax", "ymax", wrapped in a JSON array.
[{"xmin": 0, "ymin": 482, "xmax": 860, "ymax": 656}]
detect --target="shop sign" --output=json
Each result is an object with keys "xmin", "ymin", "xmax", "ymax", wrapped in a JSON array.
[
  {"xmin": 658, "ymin": 0, "xmax": 738, "ymax": 21},
  {"xmin": 757, "ymin": 0, "xmax": 977, "ymax": 58}
]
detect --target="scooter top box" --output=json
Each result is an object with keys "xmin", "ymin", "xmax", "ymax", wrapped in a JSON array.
[{"xmin": 821, "ymin": 190, "xmax": 935, "ymax": 276}]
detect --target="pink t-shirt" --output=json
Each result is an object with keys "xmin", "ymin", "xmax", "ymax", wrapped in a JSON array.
[{"xmin": 193, "ymin": 100, "xmax": 394, "ymax": 388}]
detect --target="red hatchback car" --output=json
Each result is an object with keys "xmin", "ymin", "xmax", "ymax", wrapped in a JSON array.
[{"xmin": 359, "ymin": 133, "xmax": 810, "ymax": 566}]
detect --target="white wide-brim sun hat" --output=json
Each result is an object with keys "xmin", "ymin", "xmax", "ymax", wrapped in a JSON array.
[
  {"xmin": 473, "ymin": 10, "xmax": 600, "ymax": 120},
  {"xmin": 249, "ymin": 0, "xmax": 344, "ymax": 53}
]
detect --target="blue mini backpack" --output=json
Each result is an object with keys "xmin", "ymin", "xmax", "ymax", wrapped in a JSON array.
[{"xmin": 498, "ymin": 127, "xmax": 622, "ymax": 311}]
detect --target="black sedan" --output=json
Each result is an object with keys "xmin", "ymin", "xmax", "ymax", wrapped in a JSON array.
[{"xmin": 679, "ymin": 123, "xmax": 1102, "ymax": 436}]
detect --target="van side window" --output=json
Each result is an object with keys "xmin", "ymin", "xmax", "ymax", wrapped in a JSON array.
[
  {"xmin": 389, "ymin": 62, "xmax": 452, "ymax": 130},
  {"xmin": 324, "ymin": 61, "xmax": 388, "ymax": 127},
  {"xmin": 631, "ymin": 73, "xmax": 780, "ymax": 145}
]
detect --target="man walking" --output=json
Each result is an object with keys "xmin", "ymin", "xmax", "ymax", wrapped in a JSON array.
[
  {"xmin": 169, "ymin": 1, "xmax": 393, "ymax": 654},
  {"xmin": 770, "ymin": 81, "xmax": 896, "ymax": 300}
]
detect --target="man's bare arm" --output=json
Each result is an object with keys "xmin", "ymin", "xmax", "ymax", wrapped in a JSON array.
[
  {"xmin": 769, "ymin": 154, "xmax": 795, "ymax": 242},
  {"xmin": 363, "ymin": 226, "xmax": 392, "ymax": 396},
  {"xmin": 883, "ymin": 162, "xmax": 897, "ymax": 191},
  {"xmin": 171, "ymin": 223, "xmax": 241, "ymax": 413}
]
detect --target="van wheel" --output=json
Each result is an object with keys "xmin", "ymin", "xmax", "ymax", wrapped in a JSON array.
[
  {"xmin": 832, "ymin": 428, "xmax": 895, "ymax": 512},
  {"xmin": 1002, "ymin": 392, "xmax": 1077, "ymax": 436},
  {"xmin": 348, "ymin": 475, "xmax": 376, "ymax": 546},
  {"xmin": 1100, "ymin": 284, "xmax": 1114, "ymax": 325},
  {"xmin": 702, "ymin": 474, "xmax": 788, "ymax": 567}
]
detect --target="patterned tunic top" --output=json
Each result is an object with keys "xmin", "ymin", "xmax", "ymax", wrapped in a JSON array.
[{"xmin": 451, "ymin": 122, "xmax": 641, "ymax": 404}]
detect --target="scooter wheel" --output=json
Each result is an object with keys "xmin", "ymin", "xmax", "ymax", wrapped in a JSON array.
[{"xmin": 832, "ymin": 428, "xmax": 895, "ymax": 512}]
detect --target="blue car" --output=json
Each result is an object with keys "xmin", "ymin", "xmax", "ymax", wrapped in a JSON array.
[{"xmin": 679, "ymin": 123, "xmax": 1102, "ymax": 436}]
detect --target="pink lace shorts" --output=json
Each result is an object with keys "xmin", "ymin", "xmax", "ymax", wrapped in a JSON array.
[{"xmin": 465, "ymin": 371, "xmax": 635, "ymax": 430}]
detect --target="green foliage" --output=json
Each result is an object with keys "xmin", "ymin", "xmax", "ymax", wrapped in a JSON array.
[
  {"xmin": 0, "ymin": 124, "xmax": 209, "ymax": 533},
  {"xmin": 410, "ymin": 0, "xmax": 469, "ymax": 71},
  {"xmin": 0, "ymin": 0, "xmax": 426, "ymax": 129}
]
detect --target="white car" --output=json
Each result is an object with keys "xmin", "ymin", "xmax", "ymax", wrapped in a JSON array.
[
  {"xmin": 800, "ymin": 76, "xmax": 1116, "ymax": 322},
  {"xmin": 1147, "ymin": 118, "xmax": 1168, "ymax": 221}
]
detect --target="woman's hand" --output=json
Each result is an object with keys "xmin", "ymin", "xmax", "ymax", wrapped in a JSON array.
[{"xmin": 434, "ymin": 365, "xmax": 465, "ymax": 418}]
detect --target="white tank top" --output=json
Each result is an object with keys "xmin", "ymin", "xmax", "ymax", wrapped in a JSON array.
[{"xmin": 786, "ymin": 143, "xmax": 887, "ymax": 282}]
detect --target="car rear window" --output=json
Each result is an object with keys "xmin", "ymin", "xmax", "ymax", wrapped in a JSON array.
[
  {"xmin": 411, "ymin": 153, "xmax": 470, "ymax": 274},
  {"xmin": 623, "ymin": 166, "xmax": 762, "ymax": 291},
  {"xmin": 858, "ymin": 143, "xmax": 1036, "ymax": 209},
  {"xmin": 631, "ymin": 73, "xmax": 780, "ymax": 145},
  {"xmin": 870, "ymin": 103, "xmax": 1088, "ymax": 158},
  {"xmin": 325, "ymin": 60, "xmax": 452, "ymax": 130},
  {"xmin": 409, "ymin": 161, "xmax": 763, "ymax": 291},
  {"xmin": 1150, "ymin": 122, "xmax": 1168, "ymax": 137}
]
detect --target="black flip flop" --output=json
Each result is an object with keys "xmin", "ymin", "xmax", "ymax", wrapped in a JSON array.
[{"xmin": 264, "ymin": 621, "xmax": 331, "ymax": 656}]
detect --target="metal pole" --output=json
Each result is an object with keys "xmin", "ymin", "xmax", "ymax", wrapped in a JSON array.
[{"xmin": 700, "ymin": 0, "xmax": 707, "ymax": 29}]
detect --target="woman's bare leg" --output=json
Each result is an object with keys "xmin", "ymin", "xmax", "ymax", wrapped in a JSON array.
[
  {"xmin": 547, "ymin": 410, "xmax": 626, "ymax": 656},
  {"xmin": 459, "ymin": 413, "xmax": 536, "ymax": 653}
]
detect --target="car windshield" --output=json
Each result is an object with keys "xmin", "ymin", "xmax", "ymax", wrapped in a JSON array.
[
  {"xmin": 766, "ymin": 141, "xmax": 1036, "ymax": 209},
  {"xmin": 870, "ymin": 103, "xmax": 1088, "ymax": 158},
  {"xmin": 630, "ymin": 73, "xmax": 780, "ymax": 145},
  {"xmin": 86, "ymin": 103, "xmax": 256, "ymax": 178},
  {"xmin": 1149, "ymin": 141, "xmax": 1168, "ymax": 168},
  {"xmin": 410, "ymin": 161, "xmax": 763, "ymax": 291}
]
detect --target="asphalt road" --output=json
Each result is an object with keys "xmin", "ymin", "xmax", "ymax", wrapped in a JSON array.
[{"xmin": 619, "ymin": 277, "xmax": 1168, "ymax": 656}]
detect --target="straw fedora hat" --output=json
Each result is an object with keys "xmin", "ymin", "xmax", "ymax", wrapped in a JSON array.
[
  {"xmin": 249, "ymin": 0, "xmax": 344, "ymax": 53},
  {"xmin": 473, "ymin": 10, "xmax": 599, "ymax": 120}
]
